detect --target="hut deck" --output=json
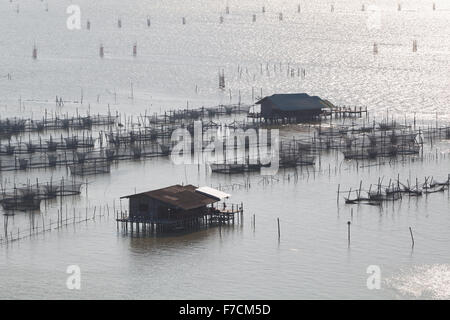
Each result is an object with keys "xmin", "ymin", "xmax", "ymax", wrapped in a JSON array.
[{"xmin": 116, "ymin": 203, "xmax": 243, "ymax": 235}]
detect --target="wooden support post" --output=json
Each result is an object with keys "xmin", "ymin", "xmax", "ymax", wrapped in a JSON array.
[
  {"xmin": 409, "ymin": 227, "xmax": 415, "ymax": 248},
  {"xmin": 337, "ymin": 184, "xmax": 340, "ymax": 203},
  {"xmin": 347, "ymin": 221, "xmax": 351, "ymax": 247},
  {"xmin": 277, "ymin": 218, "xmax": 280, "ymax": 240}
]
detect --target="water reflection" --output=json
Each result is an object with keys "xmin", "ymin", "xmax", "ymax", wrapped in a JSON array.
[
  {"xmin": 386, "ymin": 264, "xmax": 450, "ymax": 299},
  {"xmin": 127, "ymin": 223, "xmax": 243, "ymax": 253}
]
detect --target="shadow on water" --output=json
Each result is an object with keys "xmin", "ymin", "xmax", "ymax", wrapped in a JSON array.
[{"xmin": 126, "ymin": 223, "xmax": 242, "ymax": 251}]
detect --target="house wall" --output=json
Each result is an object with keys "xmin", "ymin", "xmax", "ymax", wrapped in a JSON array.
[
  {"xmin": 260, "ymin": 100, "xmax": 274, "ymax": 117},
  {"xmin": 128, "ymin": 196, "xmax": 208, "ymax": 221},
  {"xmin": 129, "ymin": 195, "xmax": 163, "ymax": 219},
  {"xmin": 261, "ymin": 100, "xmax": 322, "ymax": 120},
  {"xmin": 274, "ymin": 109, "xmax": 322, "ymax": 119},
  {"xmin": 263, "ymin": 107, "xmax": 322, "ymax": 120}
]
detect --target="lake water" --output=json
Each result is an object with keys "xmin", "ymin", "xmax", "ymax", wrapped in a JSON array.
[{"xmin": 1, "ymin": 0, "xmax": 450, "ymax": 299}]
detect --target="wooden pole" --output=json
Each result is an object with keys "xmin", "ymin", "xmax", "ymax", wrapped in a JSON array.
[
  {"xmin": 409, "ymin": 227, "xmax": 415, "ymax": 248},
  {"xmin": 347, "ymin": 221, "xmax": 351, "ymax": 246},
  {"xmin": 337, "ymin": 184, "xmax": 340, "ymax": 203},
  {"xmin": 277, "ymin": 218, "xmax": 280, "ymax": 240}
]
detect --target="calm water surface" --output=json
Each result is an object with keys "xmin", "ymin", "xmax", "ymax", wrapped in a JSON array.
[{"xmin": 1, "ymin": 0, "xmax": 450, "ymax": 299}]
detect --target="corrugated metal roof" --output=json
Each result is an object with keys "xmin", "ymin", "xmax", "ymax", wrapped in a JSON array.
[
  {"xmin": 322, "ymin": 99, "xmax": 336, "ymax": 109},
  {"xmin": 256, "ymin": 93, "xmax": 330, "ymax": 111},
  {"xmin": 121, "ymin": 184, "xmax": 219, "ymax": 210},
  {"xmin": 195, "ymin": 186, "xmax": 230, "ymax": 200}
]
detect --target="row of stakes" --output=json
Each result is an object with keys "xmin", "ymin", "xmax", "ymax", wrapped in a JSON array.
[
  {"xmin": 373, "ymin": 39, "xmax": 419, "ymax": 54},
  {"xmin": 12, "ymin": 2, "xmax": 440, "ymax": 30},
  {"xmin": 347, "ymin": 220, "xmax": 415, "ymax": 248},
  {"xmin": 71, "ymin": 2, "xmax": 443, "ymax": 28},
  {"xmin": 29, "ymin": 38, "xmax": 420, "ymax": 60},
  {"xmin": 11, "ymin": 2, "xmax": 441, "ymax": 15},
  {"xmin": 25, "ymin": 2, "xmax": 429, "ymax": 60},
  {"xmin": 0, "ymin": 212, "xmax": 417, "ymax": 248}
]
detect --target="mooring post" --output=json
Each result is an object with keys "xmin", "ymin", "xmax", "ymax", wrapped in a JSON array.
[
  {"xmin": 347, "ymin": 221, "xmax": 351, "ymax": 246},
  {"xmin": 409, "ymin": 227, "xmax": 415, "ymax": 248},
  {"xmin": 277, "ymin": 218, "xmax": 280, "ymax": 240},
  {"xmin": 337, "ymin": 184, "xmax": 340, "ymax": 203},
  {"xmin": 358, "ymin": 180, "xmax": 362, "ymax": 199},
  {"xmin": 240, "ymin": 202, "xmax": 243, "ymax": 220}
]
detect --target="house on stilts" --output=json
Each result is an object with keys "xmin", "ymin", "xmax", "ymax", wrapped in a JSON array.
[
  {"xmin": 117, "ymin": 184, "xmax": 243, "ymax": 234},
  {"xmin": 255, "ymin": 93, "xmax": 335, "ymax": 123}
]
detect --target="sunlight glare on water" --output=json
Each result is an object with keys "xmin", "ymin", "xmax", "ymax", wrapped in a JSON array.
[
  {"xmin": 387, "ymin": 264, "xmax": 450, "ymax": 299},
  {"xmin": 1, "ymin": 0, "xmax": 450, "ymax": 299}
]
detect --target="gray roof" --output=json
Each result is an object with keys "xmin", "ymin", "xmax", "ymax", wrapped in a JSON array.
[
  {"xmin": 256, "ymin": 93, "xmax": 331, "ymax": 112},
  {"xmin": 121, "ymin": 184, "xmax": 219, "ymax": 210}
]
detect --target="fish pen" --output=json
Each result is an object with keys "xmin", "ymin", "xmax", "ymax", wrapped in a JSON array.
[
  {"xmin": 106, "ymin": 128, "xmax": 160, "ymax": 146},
  {"xmin": 105, "ymin": 119, "xmax": 262, "ymax": 148},
  {"xmin": 0, "ymin": 133, "xmax": 96, "ymax": 155},
  {"xmin": 0, "ymin": 188, "xmax": 41, "ymax": 211},
  {"xmin": 0, "ymin": 113, "xmax": 116, "ymax": 138},
  {"xmin": 315, "ymin": 122, "xmax": 423, "ymax": 160},
  {"xmin": 340, "ymin": 174, "xmax": 450, "ymax": 205},
  {"xmin": 209, "ymin": 157, "xmax": 315, "ymax": 174},
  {"xmin": 210, "ymin": 163, "xmax": 268, "ymax": 174},
  {"xmin": 0, "ymin": 142, "xmax": 169, "ymax": 173},
  {"xmin": 1, "ymin": 104, "xmax": 449, "ymax": 178},
  {"xmin": 101, "ymin": 143, "xmax": 169, "ymax": 161},
  {"xmin": 0, "ymin": 118, "xmax": 26, "ymax": 138},
  {"xmin": 279, "ymin": 140, "xmax": 316, "ymax": 165},
  {"xmin": 69, "ymin": 160, "xmax": 111, "ymax": 176},
  {"xmin": 209, "ymin": 139, "xmax": 315, "ymax": 174},
  {"xmin": 144, "ymin": 104, "xmax": 252, "ymax": 126},
  {"xmin": 0, "ymin": 151, "xmax": 88, "ymax": 172},
  {"xmin": 0, "ymin": 178, "xmax": 84, "ymax": 211}
]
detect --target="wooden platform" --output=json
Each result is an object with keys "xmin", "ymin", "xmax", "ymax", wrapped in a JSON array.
[{"xmin": 116, "ymin": 203, "xmax": 243, "ymax": 235}]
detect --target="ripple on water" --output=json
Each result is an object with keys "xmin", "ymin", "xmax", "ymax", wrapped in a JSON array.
[{"xmin": 386, "ymin": 264, "xmax": 450, "ymax": 300}]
